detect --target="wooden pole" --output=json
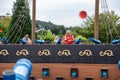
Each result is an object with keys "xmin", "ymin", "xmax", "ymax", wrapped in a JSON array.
[
  {"xmin": 94, "ymin": 0, "xmax": 99, "ymax": 39},
  {"xmin": 32, "ymin": 0, "xmax": 36, "ymax": 44}
]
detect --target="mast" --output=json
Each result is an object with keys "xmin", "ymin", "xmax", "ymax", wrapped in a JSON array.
[
  {"xmin": 94, "ymin": 0, "xmax": 99, "ymax": 39},
  {"xmin": 32, "ymin": 0, "xmax": 36, "ymax": 44}
]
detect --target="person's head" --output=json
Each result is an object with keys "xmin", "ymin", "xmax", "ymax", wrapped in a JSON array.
[
  {"xmin": 55, "ymin": 36, "xmax": 58, "ymax": 39},
  {"xmin": 25, "ymin": 34, "xmax": 29, "ymax": 39},
  {"xmin": 66, "ymin": 30, "xmax": 71, "ymax": 35}
]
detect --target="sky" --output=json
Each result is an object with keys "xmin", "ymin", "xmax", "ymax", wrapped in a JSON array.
[{"xmin": 0, "ymin": 0, "xmax": 120, "ymax": 27}]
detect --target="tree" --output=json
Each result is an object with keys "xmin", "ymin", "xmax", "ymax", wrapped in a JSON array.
[
  {"xmin": 42, "ymin": 30, "xmax": 55, "ymax": 43},
  {"xmin": 0, "ymin": 24, "xmax": 7, "ymax": 37},
  {"xmin": 7, "ymin": 0, "xmax": 31, "ymax": 43},
  {"xmin": 82, "ymin": 11, "xmax": 120, "ymax": 43},
  {"xmin": 0, "ymin": 16, "xmax": 11, "ymax": 37},
  {"xmin": 99, "ymin": 11, "xmax": 120, "ymax": 43}
]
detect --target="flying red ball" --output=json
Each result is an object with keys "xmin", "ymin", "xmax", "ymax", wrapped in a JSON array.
[{"xmin": 79, "ymin": 11, "xmax": 87, "ymax": 19}]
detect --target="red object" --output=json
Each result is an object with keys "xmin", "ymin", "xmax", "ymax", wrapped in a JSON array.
[
  {"xmin": 79, "ymin": 11, "xmax": 87, "ymax": 19},
  {"xmin": 64, "ymin": 35, "xmax": 74, "ymax": 45},
  {"xmin": 0, "ymin": 28, "xmax": 3, "ymax": 32}
]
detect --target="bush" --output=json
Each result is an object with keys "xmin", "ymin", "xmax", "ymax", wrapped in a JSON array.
[
  {"xmin": 76, "ymin": 35, "xmax": 87, "ymax": 41},
  {"xmin": 42, "ymin": 31, "xmax": 55, "ymax": 42}
]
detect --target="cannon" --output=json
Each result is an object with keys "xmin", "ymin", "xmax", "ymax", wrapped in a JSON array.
[
  {"xmin": 112, "ymin": 39, "xmax": 120, "ymax": 44},
  {"xmin": 89, "ymin": 38, "xmax": 101, "ymax": 44},
  {"xmin": 2, "ymin": 58, "xmax": 32, "ymax": 80}
]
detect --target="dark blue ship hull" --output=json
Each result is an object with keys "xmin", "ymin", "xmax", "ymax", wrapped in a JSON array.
[{"xmin": 0, "ymin": 45, "xmax": 120, "ymax": 64}]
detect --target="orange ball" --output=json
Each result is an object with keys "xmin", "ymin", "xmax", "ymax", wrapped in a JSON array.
[{"xmin": 79, "ymin": 11, "xmax": 87, "ymax": 19}]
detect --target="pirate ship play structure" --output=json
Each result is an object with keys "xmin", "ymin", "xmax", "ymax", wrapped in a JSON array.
[{"xmin": 1, "ymin": 0, "xmax": 120, "ymax": 80}]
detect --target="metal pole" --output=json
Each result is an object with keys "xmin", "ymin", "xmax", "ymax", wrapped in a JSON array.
[
  {"xmin": 94, "ymin": 0, "xmax": 99, "ymax": 39},
  {"xmin": 32, "ymin": 0, "xmax": 36, "ymax": 44}
]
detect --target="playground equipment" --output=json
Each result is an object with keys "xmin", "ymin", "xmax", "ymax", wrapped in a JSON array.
[{"xmin": 2, "ymin": 58, "xmax": 32, "ymax": 80}]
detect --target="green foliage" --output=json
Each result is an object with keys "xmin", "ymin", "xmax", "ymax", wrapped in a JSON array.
[
  {"xmin": 7, "ymin": 0, "xmax": 31, "ymax": 43},
  {"xmin": 42, "ymin": 30, "xmax": 55, "ymax": 41},
  {"xmin": 71, "ymin": 30, "xmax": 78, "ymax": 38},
  {"xmin": 0, "ymin": 24, "xmax": 7, "ymax": 37},
  {"xmin": 0, "ymin": 17, "xmax": 11, "ymax": 37},
  {"xmin": 36, "ymin": 30, "xmax": 48, "ymax": 39},
  {"xmin": 99, "ymin": 11, "xmax": 120, "ymax": 43},
  {"xmin": 80, "ymin": 16, "xmax": 94, "ymax": 38},
  {"xmin": 81, "ymin": 11, "xmax": 120, "ymax": 43},
  {"xmin": 75, "ymin": 35, "xmax": 87, "ymax": 42},
  {"xmin": 0, "ymin": 16, "xmax": 11, "ymax": 28}
]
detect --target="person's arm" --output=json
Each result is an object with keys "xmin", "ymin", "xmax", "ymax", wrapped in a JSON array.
[
  {"xmin": 62, "ymin": 36, "xmax": 66, "ymax": 44},
  {"xmin": 71, "ymin": 35, "xmax": 75, "ymax": 41},
  {"xmin": 27, "ymin": 38, "xmax": 32, "ymax": 45}
]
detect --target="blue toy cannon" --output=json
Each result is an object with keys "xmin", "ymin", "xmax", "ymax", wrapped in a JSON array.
[
  {"xmin": 55, "ymin": 37, "xmax": 62, "ymax": 44},
  {"xmin": 1, "ymin": 37, "xmax": 9, "ymax": 44},
  {"xmin": 2, "ymin": 70, "xmax": 15, "ymax": 80},
  {"xmin": 118, "ymin": 60, "xmax": 120, "ymax": 70},
  {"xmin": 35, "ymin": 40, "xmax": 45, "ymax": 44},
  {"xmin": 19, "ymin": 39, "xmax": 27, "ymax": 44},
  {"xmin": 112, "ymin": 39, "xmax": 120, "ymax": 44},
  {"xmin": 3, "ymin": 58, "xmax": 32, "ymax": 80},
  {"xmin": 89, "ymin": 38, "xmax": 101, "ymax": 44},
  {"xmin": 74, "ymin": 38, "xmax": 82, "ymax": 44}
]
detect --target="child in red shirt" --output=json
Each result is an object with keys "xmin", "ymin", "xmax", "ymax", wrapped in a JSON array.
[{"xmin": 63, "ymin": 30, "xmax": 75, "ymax": 45}]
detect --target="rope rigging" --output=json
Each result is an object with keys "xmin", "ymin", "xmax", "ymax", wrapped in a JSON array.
[
  {"xmin": 100, "ymin": 0, "xmax": 120, "ymax": 43},
  {"xmin": 6, "ymin": 0, "xmax": 31, "ymax": 43}
]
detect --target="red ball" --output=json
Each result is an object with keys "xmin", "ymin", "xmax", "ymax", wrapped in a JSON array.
[{"xmin": 79, "ymin": 11, "xmax": 87, "ymax": 19}]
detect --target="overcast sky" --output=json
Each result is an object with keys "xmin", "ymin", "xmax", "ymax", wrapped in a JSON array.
[{"xmin": 0, "ymin": 0, "xmax": 120, "ymax": 27}]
